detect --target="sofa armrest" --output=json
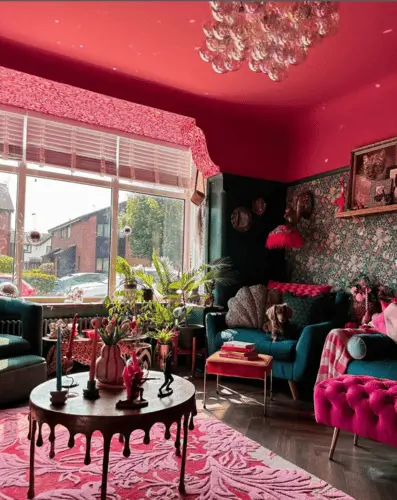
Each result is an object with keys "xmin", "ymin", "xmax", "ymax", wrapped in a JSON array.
[
  {"xmin": 293, "ymin": 321, "xmax": 335, "ymax": 382},
  {"xmin": 206, "ymin": 312, "xmax": 227, "ymax": 355},
  {"xmin": 347, "ymin": 333, "xmax": 397, "ymax": 361},
  {"xmin": 0, "ymin": 297, "xmax": 43, "ymax": 356}
]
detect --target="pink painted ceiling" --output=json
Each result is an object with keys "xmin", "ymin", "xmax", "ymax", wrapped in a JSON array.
[{"xmin": 0, "ymin": 2, "xmax": 397, "ymax": 107}]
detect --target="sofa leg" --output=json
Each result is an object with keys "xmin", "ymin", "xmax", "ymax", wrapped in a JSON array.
[
  {"xmin": 329, "ymin": 427, "xmax": 340, "ymax": 460},
  {"xmin": 353, "ymin": 434, "xmax": 359, "ymax": 446},
  {"xmin": 288, "ymin": 380, "xmax": 299, "ymax": 401}
]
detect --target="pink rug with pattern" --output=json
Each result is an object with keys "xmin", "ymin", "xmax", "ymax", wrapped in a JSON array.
[{"xmin": 0, "ymin": 407, "xmax": 353, "ymax": 499}]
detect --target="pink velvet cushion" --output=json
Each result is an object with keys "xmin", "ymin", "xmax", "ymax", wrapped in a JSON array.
[
  {"xmin": 384, "ymin": 303, "xmax": 397, "ymax": 343},
  {"xmin": 315, "ymin": 375, "xmax": 397, "ymax": 447},
  {"xmin": 372, "ymin": 312, "xmax": 387, "ymax": 334},
  {"xmin": 267, "ymin": 280, "xmax": 332, "ymax": 297}
]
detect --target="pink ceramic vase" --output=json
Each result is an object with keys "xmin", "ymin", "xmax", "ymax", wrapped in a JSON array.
[{"xmin": 96, "ymin": 344, "xmax": 126, "ymax": 387}]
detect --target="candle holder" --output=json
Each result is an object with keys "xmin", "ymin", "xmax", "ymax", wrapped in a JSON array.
[
  {"xmin": 50, "ymin": 389, "xmax": 68, "ymax": 406},
  {"xmin": 83, "ymin": 379, "xmax": 100, "ymax": 400}
]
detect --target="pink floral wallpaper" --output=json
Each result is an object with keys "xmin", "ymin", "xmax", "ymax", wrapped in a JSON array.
[
  {"xmin": 286, "ymin": 171, "xmax": 397, "ymax": 290},
  {"xmin": 0, "ymin": 67, "xmax": 219, "ymax": 178}
]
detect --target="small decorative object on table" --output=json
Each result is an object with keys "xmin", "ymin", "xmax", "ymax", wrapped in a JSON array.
[
  {"xmin": 158, "ymin": 351, "xmax": 174, "ymax": 398},
  {"xmin": 96, "ymin": 315, "xmax": 130, "ymax": 388},
  {"xmin": 116, "ymin": 352, "xmax": 150, "ymax": 409},
  {"xmin": 83, "ymin": 317, "xmax": 100, "ymax": 400},
  {"xmin": 62, "ymin": 313, "xmax": 79, "ymax": 389},
  {"xmin": 50, "ymin": 326, "xmax": 68, "ymax": 406}
]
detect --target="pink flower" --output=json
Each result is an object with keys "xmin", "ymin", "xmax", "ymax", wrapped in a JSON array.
[
  {"xmin": 358, "ymin": 280, "xmax": 366, "ymax": 287},
  {"xmin": 355, "ymin": 293, "xmax": 363, "ymax": 302},
  {"xmin": 351, "ymin": 287, "xmax": 357, "ymax": 293}
]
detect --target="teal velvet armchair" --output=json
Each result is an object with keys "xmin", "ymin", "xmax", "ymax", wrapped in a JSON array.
[
  {"xmin": 0, "ymin": 297, "xmax": 47, "ymax": 406},
  {"xmin": 206, "ymin": 292, "xmax": 349, "ymax": 399}
]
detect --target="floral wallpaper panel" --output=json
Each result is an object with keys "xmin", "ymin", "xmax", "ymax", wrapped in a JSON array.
[{"xmin": 286, "ymin": 171, "xmax": 397, "ymax": 290}]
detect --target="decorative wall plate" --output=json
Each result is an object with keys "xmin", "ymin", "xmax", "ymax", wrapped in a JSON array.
[
  {"xmin": 252, "ymin": 197, "xmax": 266, "ymax": 216},
  {"xmin": 231, "ymin": 207, "xmax": 252, "ymax": 232}
]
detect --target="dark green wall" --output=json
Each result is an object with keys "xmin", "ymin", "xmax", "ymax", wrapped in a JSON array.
[{"xmin": 206, "ymin": 173, "xmax": 287, "ymax": 306}]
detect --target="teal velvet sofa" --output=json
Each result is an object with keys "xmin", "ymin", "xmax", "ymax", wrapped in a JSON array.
[
  {"xmin": 0, "ymin": 297, "xmax": 47, "ymax": 406},
  {"xmin": 346, "ymin": 333, "xmax": 397, "ymax": 380},
  {"xmin": 206, "ymin": 292, "xmax": 349, "ymax": 399}
]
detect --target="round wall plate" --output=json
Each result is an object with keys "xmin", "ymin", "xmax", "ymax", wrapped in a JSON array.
[
  {"xmin": 231, "ymin": 207, "xmax": 252, "ymax": 232},
  {"xmin": 252, "ymin": 197, "xmax": 266, "ymax": 216}
]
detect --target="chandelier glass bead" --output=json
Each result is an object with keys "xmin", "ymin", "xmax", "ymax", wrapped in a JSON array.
[{"xmin": 199, "ymin": 1, "xmax": 339, "ymax": 81}]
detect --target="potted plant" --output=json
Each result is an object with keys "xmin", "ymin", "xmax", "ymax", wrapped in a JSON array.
[
  {"xmin": 115, "ymin": 256, "xmax": 137, "ymax": 290},
  {"xmin": 134, "ymin": 266, "xmax": 155, "ymax": 302},
  {"xmin": 169, "ymin": 257, "xmax": 237, "ymax": 349},
  {"xmin": 96, "ymin": 315, "xmax": 131, "ymax": 388},
  {"xmin": 152, "ymin": 327, "xmax": 177, "ymax": 368}
]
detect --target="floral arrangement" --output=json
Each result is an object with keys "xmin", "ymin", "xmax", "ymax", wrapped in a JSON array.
[
  {"xmin": 66, "ymin": 287, "xmax": 84, "ymax": 303},
  {"xmin": 153, "ymin": 327, "xmax": 178, "ymax": 345},
  {"xmin": 97, "ymin": 316, "xmax": 135, "ymax": 346},
  {"xmin": 350, "ymin": 276, "xmax": 393, "ymax": 303}
]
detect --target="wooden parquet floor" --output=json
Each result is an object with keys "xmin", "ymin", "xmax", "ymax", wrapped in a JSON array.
[{"xmin": 192, "ymin": 375, "xmax": 397, "ymax": 500}]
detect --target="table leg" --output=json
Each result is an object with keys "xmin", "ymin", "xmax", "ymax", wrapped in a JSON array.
[
  {"xmin": 203, "ymin": 367, "xmax": 207, "ymax": 409},
  {"xmin": 100, "ymin": 437, "xmax": 111, "ymax": 500},
  {"xmin": 175, "ymin": 420, "xmax": 181, "ymax": 457},
  {"xmin": 191, "ymin": 337, "xmax": 197, "ymax": 377},
  {"xmin": 216, "ymin": 375, "xmax": 219, "ymax": 394},
  {"xmin": 264, "ymin": 372, "xmax": 267, "ymax": 417},
  {"xmin": 178, "ymin": 414, "xmax": 189, "ymax": 494},
  {"xmin": 27, "ymin": 419, "xmax": 37, "ymax": 499},
  {"xmin": 270, "ymin": 369, "xmax": 273, "ymax": 401}
]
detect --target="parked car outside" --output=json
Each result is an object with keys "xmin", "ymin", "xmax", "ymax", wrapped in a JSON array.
[
  {"xmin": 0, "ymin": 275, "xmax": 37, "ymax": 297},
  {"xmin": 52, "ymin": 273, "xmax": 107, "ymax": 296}
]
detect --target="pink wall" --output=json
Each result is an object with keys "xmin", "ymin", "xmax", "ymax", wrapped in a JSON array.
[{"xmin": 287, "ymin": 72, "xmax": 397, "ymax": 182}]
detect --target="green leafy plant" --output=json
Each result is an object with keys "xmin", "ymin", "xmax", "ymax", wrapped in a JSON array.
[
  {"xmin": 115, "ymin": 256, "xmax": 137, "ymax": 286},
  {"xmin": 151, "ymin": 249, "xmax": 178, "ymax": 298},
  {"xmin": 153, "ymin": 327, "xmax": 177, "ymax": 345},
  {"xmin": 98, "ymin": 316, "xmax": 131, "ymax": 346},
  {"xmin": 134, "ymin": 266, "xmax": 155, "ymax": 290}
]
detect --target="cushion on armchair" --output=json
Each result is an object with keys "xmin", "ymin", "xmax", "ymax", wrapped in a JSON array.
[
  {"xmin": 283, "ymin": 293, "xmax": 332, "ymax": 335},
  {"xmin": 347, "ymin": 334, "xmax": 397, "ymax": 360},
  {"xmin": 226, "ymin": 285, "xmax": 268, "ymax": 329},
  {"xmin": 0, "ymin": 334, "xmax": 31, "ymax": 358}
]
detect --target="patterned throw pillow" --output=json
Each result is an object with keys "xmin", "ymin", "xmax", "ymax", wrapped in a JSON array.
[
  {"xmin": 268, "ymin": 280, "xmax": 332, "ymax": 297},
  {"xmin": 283, "ymin": 292, "xmax": 332, "ymax": 334}
]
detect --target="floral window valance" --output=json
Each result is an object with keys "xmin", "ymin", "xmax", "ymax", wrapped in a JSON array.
[{"xmin": 0, "ymin": 66, "xmax": 219, "ymax": 178}]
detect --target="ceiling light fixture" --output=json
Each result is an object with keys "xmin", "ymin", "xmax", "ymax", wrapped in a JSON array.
[{"xmin": 199, "ymin": 1, "xmax": 339, "ymax": 82}]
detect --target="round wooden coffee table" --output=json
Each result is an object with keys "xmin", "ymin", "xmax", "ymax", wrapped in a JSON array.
[{"xmin": 27, "ymin": 372, "xmax": 196, "ymax": 499}]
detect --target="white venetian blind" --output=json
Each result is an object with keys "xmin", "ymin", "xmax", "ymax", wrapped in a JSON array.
[
  {"xmin": 0, "ymin": 109, "xmax": 25, "ymax": 161},
  {"xmin": 26, "ymin": 117, "xmax": 118, "ymax": 176},
  {"xmin": 0, "ymin": 109, "xmax": 193, "ymax": 187},
  {"xmin": 118, "ymin": 136, "xmax": 192, "ymax": 188}
]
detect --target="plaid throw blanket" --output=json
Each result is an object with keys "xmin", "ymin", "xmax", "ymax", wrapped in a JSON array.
[{"xmin": 316, "ymin": 327, "xmax": 375, "ymax": 385}]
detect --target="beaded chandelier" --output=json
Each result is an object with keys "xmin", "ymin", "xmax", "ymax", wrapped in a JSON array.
[{"xmin": 199, "ymin": 1, "xmax": 339, "ymax": 82}]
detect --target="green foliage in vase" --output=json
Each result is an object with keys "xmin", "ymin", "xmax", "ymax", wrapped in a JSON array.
[
  {"xmin": 98, "ymin": 318, "xmax": 130, "ymax": 346},
  {"xmin": 152, "ymin": 327, "xmax": 177, "ymax": 345}
]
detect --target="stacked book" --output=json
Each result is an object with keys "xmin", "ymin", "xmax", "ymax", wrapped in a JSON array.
[{"xmin": 220, "ymin": 341, "xmax": 260, "ymax": 361}]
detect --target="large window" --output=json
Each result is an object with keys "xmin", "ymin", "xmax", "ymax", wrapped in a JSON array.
[
  {"xmin": 0, "ymin": 172, "xmax": 17, "ymax": 290},
  {"xmin": 0, "ymin": 108, "xmax": 193, "ymax": 301},
  {"xmin": 118, "ymin": 191, "xmax": 185, "ymax": 272}
]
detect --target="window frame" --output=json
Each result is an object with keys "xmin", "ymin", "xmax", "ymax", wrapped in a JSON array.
[{"xmin": 0, "ymin": 120, "xmax": 191, "ymax": 303}]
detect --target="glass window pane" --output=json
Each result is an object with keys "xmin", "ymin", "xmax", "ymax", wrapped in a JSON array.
[
  {"xmin": 118, "ymin": 191, "xmax": 184, "ymax": 276},
  {"xmin": 24, "ymin": 177, "xmax": 111, "ymax": 299},
  {"xmin": 0, "ymin": 172, "xmax": 17, "ymax": 291}
]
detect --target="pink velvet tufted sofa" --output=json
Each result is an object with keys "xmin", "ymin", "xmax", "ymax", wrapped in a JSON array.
[{"xmin": 314, "ymin": 375, "xmax": 397, "ymax": 460}]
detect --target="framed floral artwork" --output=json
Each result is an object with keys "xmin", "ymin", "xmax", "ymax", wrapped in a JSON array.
[{"xmin": 348, "ymin": 137, "xmax": 397, "ymax": 210}]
